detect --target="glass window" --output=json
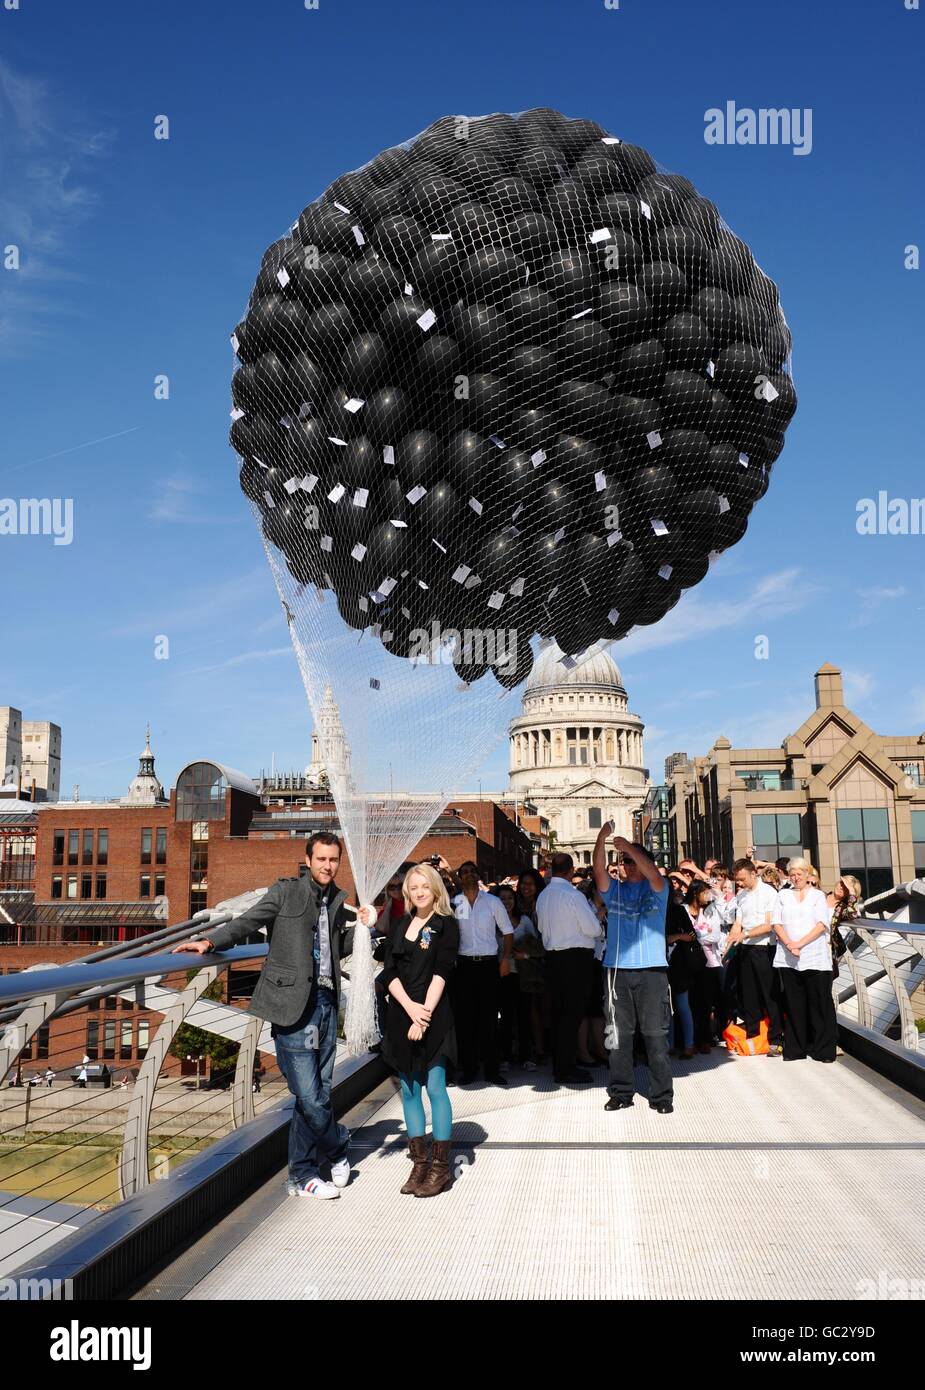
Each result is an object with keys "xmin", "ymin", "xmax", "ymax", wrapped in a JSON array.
[
  {"xmin": 66, "ymin": 875, "xmax": 77, "ymax": 899},
  {"xmin": 140, "ymin": 874, "xmax": 151, "ymax": 898},
  {"xmin": 86, "ymin": 1020, "xmax": 99, "ymax": 1060},
  {"xmin": 154, "ymin": 874, "xmax": 165, "ymax": 896},
  {"xmin": 176, "ymin": 762, "xmax": 228, "ymax": 822},
  {"xmin": 97, "ymin": 829, "xmax": 108, "ymax": 865},
  {"xmin": 103, "ymin": 1022, "xmax": 116, "ymax": 1059},
  {"xmin": 837, "ymin": 806, "xmax": 893, "ymax": 901},
  {"xmin": 51, "ymin": 875, "xmax": 62, "ymax": 899},
  {"xmin": 137, "ymin": 1020, "xmax": 149, "ymax": 1059},
  {"xmin": 751, "ymin": 814, "xmax": 777, "ymax": 843},
  {"xmin": 588, "ymin": 807, "xmax": 602, "ymax": 829},
  {"xmin": 777, "ymin": 814, "xmax": 802, "ymax": 846},
  {"xmin": 120, "ymin": 1022, "xmax": 133, "ymax": 1060},
  {"xmin": 53, "ymin": 830, "xmax": 65, "ymax": 866},
  {"xmin": 836, "ymin": 809, "xmax": 863, "ymax": 842},
  {"xmin": 913, "ymin": 810, "xmax": 925, "ymax": 876},
  {"xmin": 68, "ymin": 830, "xmax": 79, "ymax": 865},
  {"xmin": 35, "ymin": 1024, "xmax": 49, "ymax": 1060},
  {"xmin": 141, "ymin": 828, "xmax": 152, "ymax": 864},
  {"xmin": 81, "ymin": 873, "xmax": 93, "ymax": 900},
  {"xmin": 156, "ymin": 827, "xmax": 167, "ymax": 864},
  {"xmin": 862, "ymin": 808, "xmax": 889, "ymax": 841},
  {"xmin": 95, "ymin": 874, "xmax": 107, "ymax": 900},
  {"xmin": 82, "ymin": 829, "xmax": 93, "ymax": 865}
]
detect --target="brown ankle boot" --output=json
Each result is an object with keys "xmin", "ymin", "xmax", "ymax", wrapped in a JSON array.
[
  {"xmin": 400, "ymin": 1136, "xmax": 430, "ymax": 1195},
  {"xmin": 415, "ymin": 1138, "xmax": 452, "ymax": 1197}
]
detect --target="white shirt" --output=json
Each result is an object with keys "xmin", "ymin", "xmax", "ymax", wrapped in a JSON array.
[
  {"xmin": 735, "ymin": 882, "xmax": 782, "ymax": 943},
  {"xmin": 503, "ymin": 914, "xmax": 538, "ymax": 974},
  {"xmin": 453, "ymin": 890, "xmax": 513, "ymax": 956},
  {"xmin": 774, "ymin": 887, "xmax": 831, "ymax": 972},
  {"xmin": 536, "ymin": 876, "xmax": 602, "ymax": 951}
]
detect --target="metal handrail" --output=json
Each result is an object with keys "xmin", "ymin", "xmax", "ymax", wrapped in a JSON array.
[{"xmin": 0, "ymin": 944, "xmax": 267, "ymax": 1006}]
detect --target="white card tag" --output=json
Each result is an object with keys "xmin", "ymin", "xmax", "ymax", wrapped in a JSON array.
[
  {"xmin": 531, "ymin": 450, "xmax": 546, "ymax": 468},
  {"xmin": 352, "ymin": 225, "xmax": 366, "ymax": 246},
  {"xmin": 608, "ymin": 608, "xmax": 620, "ymax": 624},
  {"xmin": 469, "ymin": 497, "xmax": 483, "ymax": 515},
  {"xmin": 760, "ymin": 379, "xmax": 779, "ymax": 402},
  {"xmin": 320, "ymin": 534, "xmax": 333, "ymax": 552},
  {"xmin": 383, "ymin": 444, "xmax": 395, "ymax": 466},
  {"xmin": 283, "ymin": 477, "xmax": 301, "ymax": 494},
  {"xmin": 487, "ymin": 591, "xmax": 505, "ymax": 610},
  {"xmin": 327, "ymin": 436, "xmax": 348, "ymax": 447},
  {"xmin": 706, "ymin": 360, "xmax": 715, "ymax": 378},
  {"xmin": 263, "ymin": 490, "xmax": 275, "ymax": 509},
  {"xmin": 651, "ymin": 518, "xmax": 669, "ymax": 535},
  {"xmin": 571, "ymin": 307, "xmax": 593, "ymax": 318},
  {"xmin": 718, "ymin": 495, "xmax": 731, "ymax": 513},
  {"xmin": 646, "ymin": 431, "xmax": 662, "ymax": 449},
  {"xmin": 489, "ymin": 435, "xmax": 507, "ymax": 449},
  {"xmin": 594, "ymin": 471, "xmax": 606, "ymax": 492},
  {"xmin": 601, "ymin": 136, "xmax": 622, "ymax": 145},
  {"xmin": 509, "ymin": 577, "xmax": 525, "ymax": 597},
  {"xmin": 606, "ymin": 530, "xmax": 623, "ymax": 546},
  {"xmin": 351, "ymin": 543, "xmax": 367, "ymax": 561},
  {"xmin": 658, "ymin": 564, "xmax": 673, "ymax": 580},
  {"xmin": 276, "ymin": 267, "xmax": 291, "ymax": 289},
  {"xmin": 589, "ymin": 228, "xmax": 612, "ymax": 244},
  {"xmin": 353, "ymin": 488, "xmax": 369, "ymax": 507},
  {"xmin": 640, "ymin": 200, "xmax": 652, "ymax": 219},
  {"xmin": 553, "ymin": 526, "xmax": 565, "ymax": 543},
  {"xmin": 345, "ymin": 398, "xmax": 365, "ymax": 413},
  {"xmin": 328, "ymin": 484, "xmax": 346, "ymax": 503},
  {"xmin": 333, "ymin": 201, "xmax": 350, "ymax": 214},
  {"xmin": 406, "ymin": 485, "xmax": 427, "ymax": 504},
  {"xmin": 300, "ymin": 474, "xmax": 318, "ymax": 492},
  {"xmin": 230, "ymin": 333, "xmax": 240, "ymax": 353},
  {"xmin": 452, "ymin": 565, "xmax": 471, "ymax": 583},
  {"xmin": 230, "ymin": 407, "xmax": 245, "ymax": 421},
  {"xmin": 738, "ymin": 453, "xmax": 750, "ymax": 468},
  {"xmin": 416, "ymin": 308, "xmax": 437, "ymax": 332}
]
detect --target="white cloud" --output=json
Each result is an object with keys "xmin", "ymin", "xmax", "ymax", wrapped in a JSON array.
[
  {"xmin": 610, "ymin": 567, "xmax": 814, "ymax": 658},
  {"xmin": 0, "ymin": 59, "xmax": 115, "ymax": 356},
  {"xmin": 842, "ymin": 668, "xmax": 876, "ymax": 705},
  {"xmin": 852, "ymin": 584, "xmax": 908, "ymax": 628}
]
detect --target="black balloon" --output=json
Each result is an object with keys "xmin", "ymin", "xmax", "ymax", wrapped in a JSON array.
[{"xmin": 232, "ymin": 109, "xmax": 795, "ymax": 686}]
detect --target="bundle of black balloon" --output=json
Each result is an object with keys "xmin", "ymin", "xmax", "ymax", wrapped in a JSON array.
[{"xmin": 230, "ymin": 109, "xmax": 795, "ymax": 689}]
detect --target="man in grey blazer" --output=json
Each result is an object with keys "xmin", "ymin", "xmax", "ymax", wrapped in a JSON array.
[{"xmin": 173, "ymin": 831, "xmax": 365, "ymax": 1200}]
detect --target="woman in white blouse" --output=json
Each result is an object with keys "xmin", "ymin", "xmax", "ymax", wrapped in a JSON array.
[{"xmin": 772, "ymin": 857, "xmax": 837, "ymax": 1062}]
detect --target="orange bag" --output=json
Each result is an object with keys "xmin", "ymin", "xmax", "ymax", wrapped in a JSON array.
[{"xmin": 723, "ymin": 1018, "xmax": 770, "ymax": 1055}]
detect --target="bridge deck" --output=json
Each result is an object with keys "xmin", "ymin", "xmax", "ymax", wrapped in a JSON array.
[{"xmin": 138, "ymin": 1051, "xmax": 925, "ymax": 1301}]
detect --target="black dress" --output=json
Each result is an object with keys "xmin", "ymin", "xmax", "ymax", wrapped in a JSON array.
[{"xmin": 379, "ymin": 911, "xmax": 459, "ymax": 1075}]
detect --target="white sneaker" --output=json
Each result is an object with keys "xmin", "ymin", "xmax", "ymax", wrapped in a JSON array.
[
  {"xmin": 292, "ymin": 1177, "xmax": 340, "ymax": 1199},
  {"xmin": 330, "ymin": 1157, "xmax": 351, "ymax": 1189}
]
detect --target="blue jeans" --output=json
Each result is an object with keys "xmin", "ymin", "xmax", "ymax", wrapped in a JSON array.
[
  {"xmin": 272, "ymin": 986, "xmax": 349, "ymax": 1184},
  {"xmin": 668, "ymin": 989, "xmax": 694, "ymax": 1050}
]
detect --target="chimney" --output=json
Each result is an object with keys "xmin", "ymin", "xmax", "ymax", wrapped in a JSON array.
[{"xmin": 814, "ymin": 663, "xmax": 844, "ymax": 710}]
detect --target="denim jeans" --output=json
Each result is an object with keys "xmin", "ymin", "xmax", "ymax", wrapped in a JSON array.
[
  {"xmin": 668, "ymin": 989, "xmax": 693, "ymax": 1050},
  {"xmin": 272, "ymin": 985, "xmax": 349, "ymax": 1184},
  {"xmin": 604, "ymin": 967, "xmax": 673, "ymax": 1106}
]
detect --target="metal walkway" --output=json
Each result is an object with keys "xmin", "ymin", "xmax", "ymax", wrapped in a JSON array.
[{"xmin": 137, "ymin": 1051, "xmax": 925, "ymax": 1302}]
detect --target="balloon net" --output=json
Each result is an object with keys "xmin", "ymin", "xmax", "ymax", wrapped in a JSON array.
[{"xmin": 229, "ymin": 109, "xmax": 795, "ymax": 905}]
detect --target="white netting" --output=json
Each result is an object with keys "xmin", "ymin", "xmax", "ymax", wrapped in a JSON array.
[{"xmin": 229, "ymin": 107, "xmax": 796, "ymax": 921}]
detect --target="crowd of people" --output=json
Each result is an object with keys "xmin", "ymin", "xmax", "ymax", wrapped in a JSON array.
[{"xmin": 175, "ymin": 830, "xmax": 862, "ymax": 1203}]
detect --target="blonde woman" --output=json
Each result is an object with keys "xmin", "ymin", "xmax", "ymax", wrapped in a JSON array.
[
  {"xmin": 378, "ymin": 863, "xmax": 459, "ymax": 1197},
  {"xmin": 772, "ymin": 857, "xmax": 837, "ymax": 1062},
  {"xmin": 827, "ymin": 874, "xmax": 862, "ymax": 973}
]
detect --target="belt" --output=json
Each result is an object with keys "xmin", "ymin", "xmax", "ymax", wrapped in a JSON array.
[{"xmin": 458, "ymin": 954, "xmax": 496, "ymax": 963}]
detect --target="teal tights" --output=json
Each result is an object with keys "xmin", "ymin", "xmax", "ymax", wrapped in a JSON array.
[{"xmin": 399, "ymin": 1062, "xmax": 452, "ymax": 1141}]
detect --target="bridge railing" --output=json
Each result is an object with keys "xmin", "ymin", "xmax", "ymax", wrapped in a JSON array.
[
  {"xmin": 833, "ymin": 918, "xmax": 925, "ymax": 1051},
  {"xmin": 0, "ymin": 929, "xmax": 292, "ymax": 1278}
]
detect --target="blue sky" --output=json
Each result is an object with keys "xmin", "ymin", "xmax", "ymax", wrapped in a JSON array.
[{"xmin": 1, "ymin": 0, "xmax": 922, "ymax": 800}]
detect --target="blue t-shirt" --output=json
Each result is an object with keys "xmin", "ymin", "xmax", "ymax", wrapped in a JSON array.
[{"xmin": 602, "ymin": 877, "xmax": 668, "ymax": 969}]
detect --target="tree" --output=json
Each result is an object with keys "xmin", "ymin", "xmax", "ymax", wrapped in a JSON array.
[{"xmin": 170, "ymin": 976, "xmax": 240, "ymax": 1076}]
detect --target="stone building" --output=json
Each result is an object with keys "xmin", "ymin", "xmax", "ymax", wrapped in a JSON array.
[
  {"xmin": 507, "ymin": 644, "xmax": 649, "ymax": 866},
  {"xmin": 664, "ymin": 663, "xmax": 925, "ymax": 899}
]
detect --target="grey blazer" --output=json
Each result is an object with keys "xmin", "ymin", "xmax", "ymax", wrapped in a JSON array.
[{"xmin": 207, "ymin": 875, "xmax": 357, "ymax": 1027}]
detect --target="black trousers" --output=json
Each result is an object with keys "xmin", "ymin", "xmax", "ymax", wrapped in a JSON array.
[
  {"xmin": 547, "ymin": 948, "xmax": 594, "ymax": 1080},
  {"xmin": 739, "ymin": 944, "xmax": 784, "ymax": 1044},
  {"xmin": 453, "ymin": 958, "xmax": 501, "ymax": 1078},
  {"xmin": 498, "ymin": 972, "xmax": 532, "ymax": 1063},
  {"xmin": 780, "ymin": 968, "xmax": 837, "ymax": 1061},
  {"xmin": 691, "ymin": 967, "xmax": 723, "ymax": 1045}
]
